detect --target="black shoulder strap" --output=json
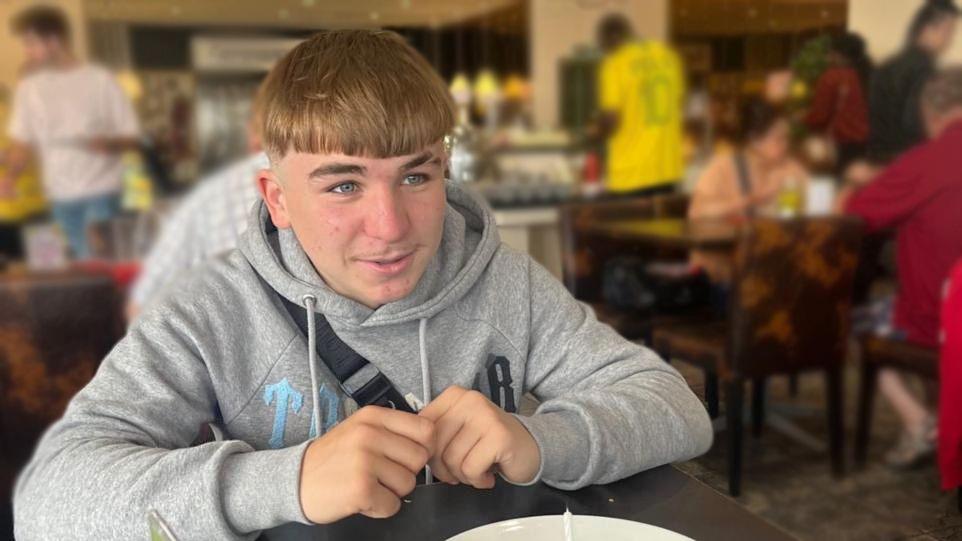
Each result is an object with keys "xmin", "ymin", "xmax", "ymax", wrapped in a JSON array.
[
  {"xmin": 279, "ymin": 295, "xmax": 415, "ymax": 413},
  {"xmin": 734, "ymin": 153, "xmax": 755, "ymax": 218}
]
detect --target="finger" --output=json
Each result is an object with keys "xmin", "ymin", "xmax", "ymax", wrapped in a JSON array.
[
  {"xmin": 461, "ymin": 437, "xmax": 498, "ymax": 489},
  {"xmin": 377, "ymin": 430, "xmax": 432, "ymax": 474},
  {"xmin": 427, "ymin": 413, "xmax": 466, "ymax": 485},
  {"xmin": 430, "ymin": 389, "xmax": 487, "ymax": 456},
  {"xmin": 359, "ymin": 482, "xmax": 402, "ymax": 519},
  {"xmin": 441, "ymin": 425, "xmax": 484, "ymax": 485},
  {"xmin": 419, "ymin": 385, "xmax": 468, "ymax": 422},
  {"xmin": 364, "ymin": 406, "xmax": 437, "ymax": 454},
  {"xmin": 428, "ymin": 459, "xmax": 459, "ymax": 485},
  {"xmin": 374, "ymin": 456, "xmax": 418, "ymax": 499},
  {"xmin": 432, "ymin": 408, "xmax": 467, "ymax": 460}
]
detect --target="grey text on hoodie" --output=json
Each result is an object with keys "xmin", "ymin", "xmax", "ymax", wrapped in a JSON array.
[{"xmin": 14, "ymin": 183, "xmax": 713, "ymax": 539}]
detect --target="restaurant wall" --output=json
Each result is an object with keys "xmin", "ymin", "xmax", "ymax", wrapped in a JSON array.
[
  {"xmin": 849, "ymin": 0, "xmax": 962, "ymax": 64},
  {"xmin": 0, "ymin": 0, "xmax": 89, "ymax": 93},
  {"xmin": 529, "ymin": 0, "xmax": 669, "ymax": 130}
]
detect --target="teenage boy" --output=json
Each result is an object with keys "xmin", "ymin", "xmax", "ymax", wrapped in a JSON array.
[{"xmin": 14, "ymin": 30, "xmax": 712, "ymax": 539}]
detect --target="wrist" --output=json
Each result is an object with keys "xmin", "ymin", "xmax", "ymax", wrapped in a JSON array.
[{"xmin": 506, "ymin": 414, "xmax": 543, "ymax": 486}]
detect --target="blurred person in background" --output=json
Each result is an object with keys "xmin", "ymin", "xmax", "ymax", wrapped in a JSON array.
[
  {"xmin": 938, "ymin": 258, "xmax": 962, "ymax": 492},
  {"xmin": 803, "ymin": 32, "xmax": 872, "ymax": 176},
  {"xmin": 0, "ymin": 5, "xmax": 140, "ymax": 260},
  {"xmin": 689, "ymin": 99, "xmax": 808, "ymax": 284},
  {"xmin": 840, "ymin": 68, "xmax": 962, "ymax": 468},
  {"xmin": 594, "ymin": 14, "xmax": 685, "ymax": 197},
  {"xmin": 126, "ymin": 85, "xmax": 269, "ymax": 320},
  {"xmin": 867, "ymin": 0, "xmax": 959, "ymax": 164}
]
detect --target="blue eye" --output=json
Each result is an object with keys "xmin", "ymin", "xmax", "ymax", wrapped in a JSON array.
[
  {"xmin": 403, "ymin": 174, "xmax": 428, "ymax": 186},
  {"xmin": 330, "ymin": 182, "xmax": 358, "ymax": 194}
]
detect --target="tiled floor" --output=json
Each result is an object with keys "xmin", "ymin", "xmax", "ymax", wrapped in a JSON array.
[{"xmin": 673, "ymin": 361, "xmax": 960, "ymax": 541}]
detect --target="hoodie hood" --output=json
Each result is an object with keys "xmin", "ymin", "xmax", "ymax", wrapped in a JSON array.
[{"xmin": 240, "ymin": 181, "xmax": 500, "ymax": 328}]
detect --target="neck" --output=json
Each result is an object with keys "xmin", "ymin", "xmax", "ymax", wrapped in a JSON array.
[{"xmin": 45, "ymin": 49, "xmax": 76, "ymax": 69}]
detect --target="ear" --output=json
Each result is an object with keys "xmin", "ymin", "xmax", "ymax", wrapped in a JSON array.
[{"xmin": 257, "ymin": 167, "xmax": 292, "ymax": 229}]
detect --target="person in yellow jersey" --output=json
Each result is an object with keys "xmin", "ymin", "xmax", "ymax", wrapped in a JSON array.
[{"xmin": 595, "ymin": 14, "xmax": 685, "ymax": 196}]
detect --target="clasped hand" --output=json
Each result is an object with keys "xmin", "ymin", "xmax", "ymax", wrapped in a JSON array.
[{"xmin": 298, "ymin": 386, "xmax": 540, "ymax": 524}]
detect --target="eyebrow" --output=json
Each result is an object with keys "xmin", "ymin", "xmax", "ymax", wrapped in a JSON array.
[
  {"xmin": 308, "ymin": 162, "xmax": 367, "ymax": 179},
  {"xmin": 308, "ymin": 152, "xmax": 441, "ymax": 180},
  {"xmin": 400, "ymin": 152, "xmax": 441, "ymax": 171}
]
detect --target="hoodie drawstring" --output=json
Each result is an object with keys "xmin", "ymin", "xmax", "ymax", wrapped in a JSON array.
[
  {"xmin": 300, "ymin": 298, "xmax": 433, "ymax": 484},
  {"xmin": 418, "ymin": 317, "xmax": 433, "ymax": 484},
  {"xmin": 302, "ymin": 295, "xmax": 322, "ymax": 438}
]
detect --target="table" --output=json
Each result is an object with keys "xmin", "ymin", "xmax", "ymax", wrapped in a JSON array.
[
  {"xmin": 584, "ymin": 218, "xmax": 739, "ymax": 250},
  {"xmin": 263, "ymin": 466, "xmax": 795, "ymax": 541},
  {"xmin": 579, "ymin": 217, "xmax": 828, "ymax": 454}
]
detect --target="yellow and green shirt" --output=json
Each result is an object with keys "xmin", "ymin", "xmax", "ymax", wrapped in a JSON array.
[{"xmin": 598, "ymin": 40, "xmax": 685, "ymax": 193}]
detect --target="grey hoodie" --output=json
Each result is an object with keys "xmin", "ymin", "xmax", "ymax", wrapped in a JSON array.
[{"xmin": 13, "ymin": 182, "xmax": 712, "ymax": 540}]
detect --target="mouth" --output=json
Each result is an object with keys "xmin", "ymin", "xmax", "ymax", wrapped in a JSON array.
[{"xmin": 357, "ymin": 251, "xmax": 416, "ymax": 276}]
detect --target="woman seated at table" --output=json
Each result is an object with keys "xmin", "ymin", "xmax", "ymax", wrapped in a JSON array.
[{"xmin": 688, "ymin": 99, "xmax": 808, "ymax": 283}]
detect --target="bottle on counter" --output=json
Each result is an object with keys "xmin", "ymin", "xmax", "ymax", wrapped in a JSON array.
[
  {"xmin": 777, "ymin": 175, "xmax": 802, "ymax": 218},
  {"xmin": 581, "ymin": 150, "xmax": 604, "ymax": 198}
]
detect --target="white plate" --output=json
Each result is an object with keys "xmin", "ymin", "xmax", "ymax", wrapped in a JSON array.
[{"xmin": 447, "ymin": 515, "xmax": 695, "ymax": 541}]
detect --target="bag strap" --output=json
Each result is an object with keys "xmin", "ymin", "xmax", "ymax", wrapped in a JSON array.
[
  {"xmin": 279, "ymin": 294, "xmax": 415, "ymax": 413},
  {"xmin": 734, "ymin": 153, "xmax": 755, "ymax": 218}
]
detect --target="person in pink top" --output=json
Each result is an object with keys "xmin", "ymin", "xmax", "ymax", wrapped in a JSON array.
[{"xmin": 939, "ymin": 259, "xmax": 962, "ymax": 491}]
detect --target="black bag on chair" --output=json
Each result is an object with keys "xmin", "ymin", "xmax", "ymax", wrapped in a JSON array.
[{"xmin": 602, "ymin": 257, "xmax": 710, "ymax": 314}]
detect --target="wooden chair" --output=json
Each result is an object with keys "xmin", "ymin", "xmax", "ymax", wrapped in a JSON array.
[
  {"xmin": 559, "ymin": 193, "xmax": 694, "ymax": 341},
  {"xmin": 652, "ymin": 217, "xmax": 863, "ymax": 496},
  {"xmin": 0, "ymin": 269, "xmax": 124, "ymax": 528},
  {"xmin": 854, "ymin": 335, "xmax": 938, "ymax": 467}
]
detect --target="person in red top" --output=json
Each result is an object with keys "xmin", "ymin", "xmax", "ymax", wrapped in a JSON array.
[
  {"xmin": 939, "ymin": 259, "xmax": 962, "ymax": 491},
  {"xmin": 841, "ymin": 68, "xmax": 962, "ymax": 468},
  {"xmin": 804, "ymin": 33, "xmax": 871, "ymax": 175}
]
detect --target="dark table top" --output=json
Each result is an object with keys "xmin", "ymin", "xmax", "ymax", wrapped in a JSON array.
[
  {"xmin": 584, "ymin": 218, "xmax": 739, "ymax": 250},
  {"xmin": 263, "ymin": 465, "xmax": 795, "ymax": 541}
]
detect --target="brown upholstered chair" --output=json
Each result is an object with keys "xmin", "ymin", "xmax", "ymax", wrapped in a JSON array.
[
  {"xmin": 0, "ymin": 269, "xmax": 124, "ymax": 521},
  {"xmin": 559, "ymin": 193, "xmax": 694, "ymax": 341},
  {"xmin": 652, "ymin": 217, "xmax": 863, "ymax": 496},
  {"xmin": 854, "ymin": 336, "xmax": 938, "ymax": 467}
]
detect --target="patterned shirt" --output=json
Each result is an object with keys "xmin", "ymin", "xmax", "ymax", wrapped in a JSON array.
[{"xmin": 129, "ymin": 152, "xmax": 268, "ymax": 309}]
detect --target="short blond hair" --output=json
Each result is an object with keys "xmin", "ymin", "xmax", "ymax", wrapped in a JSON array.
[{"xmin": 261, "ymin": 29, "xmax": 455, "ymax": 162}]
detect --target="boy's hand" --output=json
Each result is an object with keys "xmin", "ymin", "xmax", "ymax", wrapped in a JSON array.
[
  {"xmin": 420, "ymin": 386, "xmax": 540, "ymax": 488},
  {"xmin": 299, "ymin": 406, "xmax": 435, "ymax": 524}
]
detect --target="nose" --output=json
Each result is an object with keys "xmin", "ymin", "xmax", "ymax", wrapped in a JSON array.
[{"xmin": 365, "ymin": 186, "xmax": 411, "ymax": 243}]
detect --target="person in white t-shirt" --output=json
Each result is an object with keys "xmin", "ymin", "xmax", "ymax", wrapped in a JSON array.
[{"xmin": 0, "ymin": 6, "xmax": 140, "ymax": 259}]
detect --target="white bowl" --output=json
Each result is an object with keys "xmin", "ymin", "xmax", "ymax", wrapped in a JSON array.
[{"xmin": 448, "ymin": 515, "xmax": 695, "ymax": 541}]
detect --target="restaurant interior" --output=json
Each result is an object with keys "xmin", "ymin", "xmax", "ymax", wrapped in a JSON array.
[{"xmin": 2, "ymin": 0, "xmax": 962, "ymax": 539}]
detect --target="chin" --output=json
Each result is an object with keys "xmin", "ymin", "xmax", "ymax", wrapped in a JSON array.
[{"xmin": 368, "ymin": 281, "xmax": 417, "ymax": 306}]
